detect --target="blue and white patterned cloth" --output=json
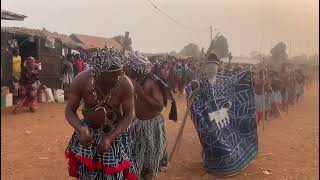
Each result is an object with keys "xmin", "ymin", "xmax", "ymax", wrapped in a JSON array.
[
  {"xmin": 271, "ymin": 91, "xmax": 282, "ymax": 104},
  {"xmin": 185, "ymin": 71, "xmax": 258, "ymax": 177}
]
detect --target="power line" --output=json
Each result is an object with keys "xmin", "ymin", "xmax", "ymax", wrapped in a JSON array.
[
  {"xmin": 145, "ymin": 0, "xmax": 182, "ymax": 26},
  {"xmin": 144, "ymin": 0, "xmax": 224, "ymax": 50},
  {"xmin": 144, "ymin": 0, "xmax": 209, "ymax": 32}
]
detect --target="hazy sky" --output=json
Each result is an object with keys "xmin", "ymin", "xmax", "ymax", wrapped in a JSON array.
[{"xmin": 1, "ymin": 0, "xmax": 319, "ymax": 56}]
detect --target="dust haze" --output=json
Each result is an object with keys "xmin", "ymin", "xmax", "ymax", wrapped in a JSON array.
[{"xmin": 1, "ymin": 0, "xmax": 318, "ymax": 56}]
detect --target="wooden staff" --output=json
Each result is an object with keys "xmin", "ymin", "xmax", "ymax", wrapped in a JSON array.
[
  {"xmin": 171, "ymin": 101, "xmax": 190, "ymax": 158},
  {"xmin": 168, "ymin": 83, "xmax": 200, "ymax": 163},
  {"xmin": 261, "ymin": 70, "xmax": 265, "ymax": 130}
]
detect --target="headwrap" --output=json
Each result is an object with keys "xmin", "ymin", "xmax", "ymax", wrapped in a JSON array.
[
  {"xmin": 25, "ymin": 56, "xmax": 36, "ymax": 65},
  {"xmin": 88, "ymin": 48, "xmax": 125, "ymax": 76},
  {"xmin": 127, "ymin": 51, "xmax": 152, "ymax": 75}
]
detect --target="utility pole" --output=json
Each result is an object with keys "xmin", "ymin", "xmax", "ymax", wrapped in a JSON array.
[
  {"xmin": 228, "ymin": 52, "xmax": 232, "ymax": 64},
  {"xmin": 289, "ymin": 40, "xmax": 292, "ymax": 58},
  {"xmin": 210, "ymin": 26, "xmax": 213, "ymax": 43},
  {"xmin": 306, "ymin": 40, "xmax": 309, "ymax": 57},
  {"xmin": 122, "ymin": 31, "xmax": 130, "ymax": 54},
  {"xmin": 259, "ymin": 34, "xmax": 264, "ymax": 64}
]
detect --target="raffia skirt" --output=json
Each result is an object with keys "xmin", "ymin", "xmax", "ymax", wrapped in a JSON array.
[
  {"xmin": 65, "ymin": 120, "xmax": 138, "ymax": 180},
  {"xmin": 129, "ymin": 114, "xmax": 168, "ymax": 179}
]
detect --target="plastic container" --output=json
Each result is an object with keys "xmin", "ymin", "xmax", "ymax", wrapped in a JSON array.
[
  {"xmin": 56, "ymin": 95, "xmax": 64, "ymax": 103},
  {"xmin": 1, "ymin": 86, "xmax": 10, "ymax": 96},
  {"xmin": 5, "ymin": 93, "xmax": 13, "ymax": 107},
  {"xmin": 53, "ymin": 89, "xmax": 64, "ymax": 102},
  {"xmin": 44, "ymin": 88, "xmax": 55, "ymax": 103},
  {"xmin": 38, "ymin": 90, "xmax": 47, "ymax": 103}
]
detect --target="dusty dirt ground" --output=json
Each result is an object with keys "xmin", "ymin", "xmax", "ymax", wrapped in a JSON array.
[{"xmin": 1, "ymin": 83, "xmax": 319, "ymax": 180}]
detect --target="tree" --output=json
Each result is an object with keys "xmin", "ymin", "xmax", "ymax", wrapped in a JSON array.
[
  {"xmin": 169, "ymin": 51, "xmax": 178, "ymax": 56},
  {"xmin": 270, "ymin": 42, "xmax": 288, "ymax": 61},
  {"xmin": 112, "ymin": 31, "xmax": 132, "ymax": 52},
  {"xmin": 179, "ymin": 43, "xmax": 201, "ymax": 57},
  {"xmin": 207, "ymin": 33, "xmax": 229, "ymax": 59}
]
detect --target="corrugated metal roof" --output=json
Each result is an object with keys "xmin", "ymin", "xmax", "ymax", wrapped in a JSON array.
[
  {"xmin": 1, "ymin": 27, "xmax": 81, "ymax": 48},
  {"xmin": 1, "ymin": 10, "xmax": 27, "ymax": 21},
  {"xmin": 70, "ymin": 33, "xmax": 123, "ymax": 50}
]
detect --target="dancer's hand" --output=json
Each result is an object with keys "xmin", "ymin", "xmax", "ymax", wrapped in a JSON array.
[
  {"xmin": 78, "ymin": 126, "xmax": 93, "ymax": 148},
  {"xmin": 97, "ymin": 136, "xmax": 112, "ymax": 154}
]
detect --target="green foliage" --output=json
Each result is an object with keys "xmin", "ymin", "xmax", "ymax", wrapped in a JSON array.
[
  {"xmin": 179, "ymin": 43, "xmax": 201, "ymax": 57},
  {"xmin": 207, "ymin": 34, "xmax": 229, "ymax": 59},
  {"xmin": 270, "ymin": 41, "xmax": 288, "ymax": 61}
]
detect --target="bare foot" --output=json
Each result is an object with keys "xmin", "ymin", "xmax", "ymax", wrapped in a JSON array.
[
  {"xmin": 30, "ymin": 107, "xmax": 36, "ymax": 113},
  {"xmin": 12, "ymin": 106, "xmax": 19, "ymax": 114}
]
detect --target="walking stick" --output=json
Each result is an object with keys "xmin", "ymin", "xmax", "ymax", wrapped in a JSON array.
[
  {"xmin": 168, "ymin": 83, "xmax": 200, "ymax": 163},
  {"xmin": 261, "ymin": 71, "xmax": 265, "ymax": 130},
  {"xmin": 169, "ymin": 58, "xmax": 208, "ymax": 163},
  {"xmin": 286, "ymin": 89, "xmax": 289, "ymax": 116}
]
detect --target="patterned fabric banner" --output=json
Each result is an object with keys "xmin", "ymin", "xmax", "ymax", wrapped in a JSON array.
[{"xmin": 186, "ymin": 70, "xmax": 258, "ymax": 176}]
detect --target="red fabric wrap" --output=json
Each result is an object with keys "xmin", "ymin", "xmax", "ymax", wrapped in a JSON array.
[{"xmin": 65, "ymin": 151, "xmax": 136, "ymax": 179}]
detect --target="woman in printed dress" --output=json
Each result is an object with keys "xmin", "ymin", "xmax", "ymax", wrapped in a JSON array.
[{"xmin": 13, "ymin": 57, "xmax": 41, "ymax": 113}]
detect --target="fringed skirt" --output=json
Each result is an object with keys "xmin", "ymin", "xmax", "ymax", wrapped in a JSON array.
[
  {"xmin": 129, "ymin": 114, "xmax": 168, "ymax": 179},
  {"xmin": 65, "ymin": 120, "xmax": 138, "ymax": 180}
]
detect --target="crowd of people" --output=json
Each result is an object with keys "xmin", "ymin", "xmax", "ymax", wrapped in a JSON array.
[
  {"xmin": 7, "ymin": 48, "xmax": 86, "ymax": 113},
  {"xmin": 252, "ymin": 63, "xmax": 311, "ymax": 123},
  {"xmin": 62, "ymin": 53, "xmax": 85, "ymax": 85},
  {"xmin": 64, "ymin": 48, "xmax": 176, "ymax": 180},
  {"xmin": 7, "ymin": 46, "xmax": 313, "ymax": 180},
  {"xmin": 150, "ymin": 56, "xmax": 313, "ymax": 129}
]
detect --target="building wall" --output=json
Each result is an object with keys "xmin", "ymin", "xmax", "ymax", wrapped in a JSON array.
[
  {"xmin": 1, "ymin": 32, "xmax": 13, "ymax": 87},
  {"xmin": 1, "ymin": 32, "xmax": 64, "ymax": 89},
  {"xmin": 38, "ymin": 38, "xmax": 63, "ymax": 89}
]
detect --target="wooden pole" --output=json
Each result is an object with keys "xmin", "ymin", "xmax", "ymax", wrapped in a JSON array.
[
  {"xmin": 210, "ymin": 26, "xmax": 213, "ymax": 43},
  {"xmin": 172, "ymin": 103, "xmax": 190, "ymax": 157},
  {"xmin": 169, "ymin": 95, "xmax": 193, "ymax": 162},
  {"xmin": 261, "ymin": 70, "xmax": 265, "ymax": 130},
  {"xmin": 259, "ymin": 34, "xmax": 265, "ymax": 130},
  {"xmin": 169, "ymin": 82, "xmax": 201, "ymax": 164},
  {"xmin": 289, "ymin": 40, "xmax": 292, "ymax": 58}
]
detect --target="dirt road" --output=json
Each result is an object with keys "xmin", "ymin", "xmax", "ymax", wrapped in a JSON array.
[{"xmin": 1, "ymin": 83, "xmax": 318, "ymax": 180}]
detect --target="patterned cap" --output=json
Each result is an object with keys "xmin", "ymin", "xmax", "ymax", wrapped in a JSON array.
[
  {"xmin": 88, "ymin": 48, "xmax": 125, "ymax": 75},
  {"xmin": 127, "ymin": 51, "xmax": 152, "ymax": 75}
]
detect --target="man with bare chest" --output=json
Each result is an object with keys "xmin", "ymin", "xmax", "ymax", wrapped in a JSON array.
[
  {"xmin": 64, "ymin": 48, "xmax": 138, "ymax": 180},
  {"xmin": 125, "ymin": 52, "xmax": 176, "ymax": 180}
]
